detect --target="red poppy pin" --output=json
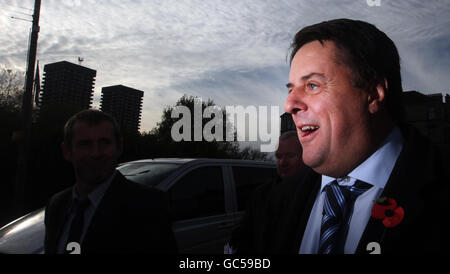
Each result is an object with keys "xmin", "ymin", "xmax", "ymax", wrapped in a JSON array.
[{"xmin": 371, "ymin": 197, "xmax": 405, "ymax": 228}]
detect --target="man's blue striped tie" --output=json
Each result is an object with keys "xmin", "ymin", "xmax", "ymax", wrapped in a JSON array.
[{"xmin": 318, "ymin": 179, "xmax": 372, "ymax": 254}]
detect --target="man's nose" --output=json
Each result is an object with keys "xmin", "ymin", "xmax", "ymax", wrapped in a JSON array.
[
  {"xmin": 279, "ymin": 156, "xmax": 288, "ymax": 165},
  {"xmin": 284, "ymin": 88, "xmax": 307, "ymax": 114},
  {"xmin": 90, "ymin": 143, "xmax": 103, "ymax": 157}
]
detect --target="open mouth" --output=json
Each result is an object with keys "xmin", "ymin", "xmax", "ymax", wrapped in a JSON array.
[
  {"xmin": 298, "ymin": 124, "xmax": 319, "ymax": 139},
  {"xmin": 300, "ymin": 125, "xmax": 319, "ymax": 134}
]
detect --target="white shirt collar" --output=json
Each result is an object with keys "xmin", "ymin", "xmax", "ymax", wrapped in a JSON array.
[{"xmin": 321, "ymin": 127, "xmax": 404, "ymax": 190}]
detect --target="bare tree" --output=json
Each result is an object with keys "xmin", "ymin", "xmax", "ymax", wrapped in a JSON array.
[{"xmin": 0, "ymin": 65, "xmax": 25, "ymax": 111}]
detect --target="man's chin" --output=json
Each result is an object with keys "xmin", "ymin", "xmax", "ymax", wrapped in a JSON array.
[
  {"xmin": 279, "ymin": 171, "xmax": 293, "ymax": 179},
  {"xmin": 302, "ymin": 152, "xmax": 324, "ymax": 169},
  {"xmin": 75, "ymin": 161, "xmax": 118, "ymax": 185},
  {"xmin": 80, "ymin": 171, "xmax": 113, "ymax": 186},
  {"xmin": 89, "ymin": 177, "xmax": 107, "ymax": 185}
]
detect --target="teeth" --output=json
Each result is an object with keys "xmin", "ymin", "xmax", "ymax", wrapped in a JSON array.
[{"xmin": 301, "ymin": 125, "xmax": 319, "ymax": 132}]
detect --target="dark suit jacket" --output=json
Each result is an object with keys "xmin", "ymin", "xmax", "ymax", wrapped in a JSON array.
[
  {"xmin": 267, "ymin": 125, "xmax": 450, "ymax": 254},
  {"xmin": 44, "ymin": 171, "xmax": 178, "ymax": 254},
  {"xmin": 231, "ymin": 170, "xmax": 315, "ymax": 254}
]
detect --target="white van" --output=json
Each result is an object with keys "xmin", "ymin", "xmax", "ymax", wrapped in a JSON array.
[{"xmin": 0, "ymin": 158, "xmax": 277, "ymax": 254}]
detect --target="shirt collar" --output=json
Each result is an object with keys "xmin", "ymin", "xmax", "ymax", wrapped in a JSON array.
[
  {"xmin": 321, "ymin": 126, "xmax": 404, "ymax": 191},
  {"xmin": 72, "ymin": 170, "xmax": 116, "ymax": 209}
]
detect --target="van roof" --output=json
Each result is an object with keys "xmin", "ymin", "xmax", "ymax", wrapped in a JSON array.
[{"xmin": 119, "ymin": 158, "xmax": 274, "ymax": 166}]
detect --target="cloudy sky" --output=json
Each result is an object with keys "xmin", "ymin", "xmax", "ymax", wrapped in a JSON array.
[{"xmin": 1, "ymin": 0, "xmax": 450, "ymax": 135}]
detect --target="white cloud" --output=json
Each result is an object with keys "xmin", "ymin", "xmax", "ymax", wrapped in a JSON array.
[{"xmin": 1, "ymin": 0, "xmax": 449, "ymax": 132}]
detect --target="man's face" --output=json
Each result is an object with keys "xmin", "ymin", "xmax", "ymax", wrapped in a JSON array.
[
  {"xmin": 285, "ymin": 40, "xmax": 372, "ymax": 177},
  {"xmin": 62, "ymin": 121, "xmax": 122, "ymax": 186},
  {"xmin": 275, "ymin": 137, "xmax": 304, "ymax": 178}
]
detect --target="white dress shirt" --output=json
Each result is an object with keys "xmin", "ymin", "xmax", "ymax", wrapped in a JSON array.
[
  {"xmin": 57, "ymin": 171, "xmax": 116, "ymax": 254},
  {"xmin": 299, "ymin": 127, "xmax": 404, "ymax": 254}
]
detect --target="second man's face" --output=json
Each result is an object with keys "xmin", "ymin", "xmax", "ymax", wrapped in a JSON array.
[
  {"xmin": 275, "ymin": 137, "xmax": 303, "ymax": 178},
  {"xmin": 285, "ymin": 40, "xmax": 372, "ymax": 177},
  {"xmin": 63, "ymin": 121, "xmax": 122, "ymax": 186}
]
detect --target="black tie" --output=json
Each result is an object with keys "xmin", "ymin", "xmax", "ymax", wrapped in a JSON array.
[{"xmin": 66, "ymin": 197, "xmax": 90, "ymax": 248}]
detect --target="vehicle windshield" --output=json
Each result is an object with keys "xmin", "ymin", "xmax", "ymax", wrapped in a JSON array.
[{"xmin": 118, "ymin": 162, "xmax": 181, "ymax": 187}]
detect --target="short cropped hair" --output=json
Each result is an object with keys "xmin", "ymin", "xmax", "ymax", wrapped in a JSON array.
[
  {"xmin": 63, "ymin": 109, "xmax": 121, "ymax": 147},
  {"xmin": 289, "ymin": 18, "xmax": 403, "ymax": 121}
]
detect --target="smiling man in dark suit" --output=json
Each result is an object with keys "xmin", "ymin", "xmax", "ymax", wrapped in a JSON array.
[
  {"xmin": 44, "ymin": 109, "xmax": 178, "ymax": 254},
  {"xmin": 281, "ymin": 18, "xmax": 449, "ymax": 254}
]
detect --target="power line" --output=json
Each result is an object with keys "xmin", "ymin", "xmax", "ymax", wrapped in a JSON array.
[
  {"xmin": 11, "ymin": 10, "xmax": 32, "ymax": 17},
  {"xmin": 2, "ymin": 7, "xmax": 32, "ymax": 16},
  {"xmin": 3, "ymin": 3, "xmax": 33, "ymax": 12},
  {"xmin": 1, "ymin": 7, "xmax": 32, "ymax": 22},
  {"xmin": 10, "ymin": 16, "xmax": 33, "ymax": 22}
]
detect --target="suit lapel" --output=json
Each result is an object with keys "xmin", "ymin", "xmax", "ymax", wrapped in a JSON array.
[
  {"xmin": 356, "ymin": 125, "xmax": 429, "ymax": 254},
  {"xmin": 355, "ymin": 164, "xmax": 402, "ymax": 254},
  {"xmin": 51, "ymin": 190, "xmax": 73, "ymax": 252},
  {"xmin": 81, "ymin": 173, "xmax": 125, "ymax": 252}
]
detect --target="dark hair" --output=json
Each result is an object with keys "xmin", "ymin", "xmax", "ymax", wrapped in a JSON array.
[
  {"xmin": 289, "ymin": 18, "xmax": 403, "ymax": 121},
  {"xmin": 63, "ymin": 109, "xmax": 121, "ymax": 147}
]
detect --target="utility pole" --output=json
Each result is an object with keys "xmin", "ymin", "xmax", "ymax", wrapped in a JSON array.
[{"xmin": 14, "ymin": 0, "xmax": 41, "ymax": 215}]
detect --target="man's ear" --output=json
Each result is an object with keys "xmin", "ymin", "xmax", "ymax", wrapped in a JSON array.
[
  {"xmin": 368, "ymin": 79, "xmax": 388, "ymax": 114},
  {"xmin": 61, "ymin": 142, "xmax": 72, "ymax": 162}
]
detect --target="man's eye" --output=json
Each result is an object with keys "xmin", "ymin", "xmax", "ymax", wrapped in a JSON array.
[{"xmin": 307, "ymin": 83, "xmax": 318, "ymax": 90}]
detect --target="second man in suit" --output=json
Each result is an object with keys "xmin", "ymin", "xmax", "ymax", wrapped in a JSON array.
[{"xmin": 44, "ymin": 109, "xmax": 178, "ymax": 254}]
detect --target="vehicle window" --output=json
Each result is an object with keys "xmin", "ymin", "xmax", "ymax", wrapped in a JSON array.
[
  {"xmin": 119, "ymin": 162, "xmax": 181, "ymax": 187},
  {"xmin": 169, "ymin": 166, "xmax": 225, "ymax": 221},
  {"xmin": 232, "ymin": 166, "xmax": 277, "ymax": 211}
]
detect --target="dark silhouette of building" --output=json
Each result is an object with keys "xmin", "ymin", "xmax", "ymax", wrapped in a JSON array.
[
  {"xmin": 38, "ymin": 61, "xmax": 96, "ymax": 123},
  {"xmin": 100, "ymin": 85, "xmax": 144, "ymax": 133},
  {"xmin": 402, "ymin": 90, "xmax": 450, "ymax": 147}
]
